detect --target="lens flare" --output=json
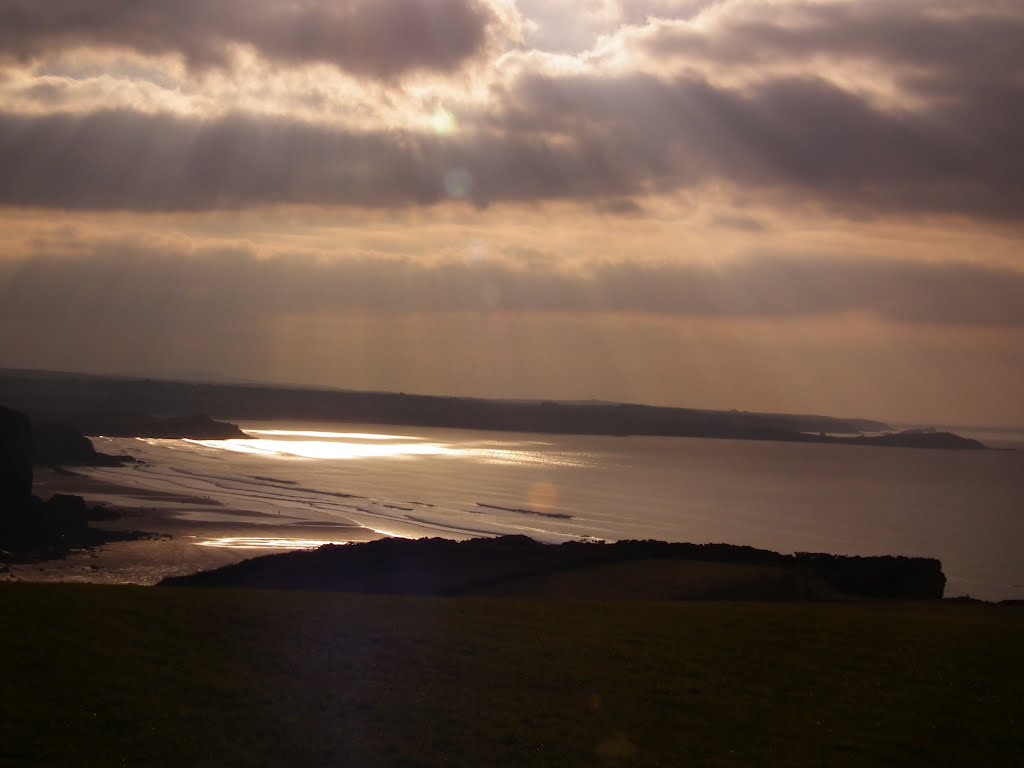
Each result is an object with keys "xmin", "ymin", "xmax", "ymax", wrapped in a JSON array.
[
  {"xmin": 444, "ymin": 166, "xmax": 473, "ymax": 198},
  {"xmin": 528, "ymin": 481, "xmax": 560, "ymax": 515}
]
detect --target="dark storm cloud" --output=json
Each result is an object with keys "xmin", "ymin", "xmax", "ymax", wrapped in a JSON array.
[
  {"xmin": 494, "ymin": 70, "xmax": 1024, "ymax": 219},
  {"xmin": 0, "ymin": 108, "xmax": 635, "ymax": 210},
  {"xmin": 2, "ymin": 62, "xmax": 1021, "ymax": 219},
  {"xmin": 0, "ymin": 0, "xmax": 503, "ymax": 77},
  {"xmin": 3, "ymin": 244, "xmax": 1023, "ymax": 328},
  {"xmin": 638, "ymin": 3, "xmax": 1024, "ymax": 90}
]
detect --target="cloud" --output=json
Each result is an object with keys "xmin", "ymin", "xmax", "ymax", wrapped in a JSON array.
[
  {"xmin": 3, "ymin": 61, "xmax": 1020, "ymax": 220},
  {"xmin": 0, "ymin": 108, "xmax": 644, "ymax": 210},
  {"xmin": 515, "ymin": 0, "xmax": 619, "ymax": 52},
  {"xmin": 4, "ymin": 241, "xmax": 1023, "ymax": 328},
  {"xmin": 0, "ymin": 0, "xmax": 514, "ymax": 78},
  {"xmin": 0, "ymin": 1, "xmax": 1021, "ymax": 220},
  {"xmin": 710, "ymin": 214, "xmax": 766, "ymax": 232},
  {"xmin": 626, "ymin": 1, "xmax": 1024, "ymax": 87},
  {"xmin": 496, "ymin": 69, "xmax": 1024, "ymax": 218}
]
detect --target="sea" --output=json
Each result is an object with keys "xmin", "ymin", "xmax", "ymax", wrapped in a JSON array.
[{"xmin": 82, "ymin": 421, "xmax": 1024, "ymax": 601}]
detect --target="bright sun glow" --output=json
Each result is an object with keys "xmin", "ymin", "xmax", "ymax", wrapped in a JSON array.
[{"xmin": 431, "ymin": 106, "xmax": 456, "ymax": 134}]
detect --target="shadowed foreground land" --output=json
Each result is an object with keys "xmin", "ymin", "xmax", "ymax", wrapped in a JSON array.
[{"xmin": 2, "ymin": 583, "xmax": 1022, "ymax": 766}]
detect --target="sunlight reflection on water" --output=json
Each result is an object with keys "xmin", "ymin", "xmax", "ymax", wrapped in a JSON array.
[
  {"xmin": 80, "ymin": 425, "xmax": 1024, "ymax": 599},
  {"xmin": 247, "ymin": 429, "xmax": 423, "ymax": 441},
  {"xmin": 186, "ymin": 438, "xmax": 452, "ymax": 460},
  {"xmin": 195, "ymin": 537, "xmax": 353, "ymax": 550},
  {"xmin": 186, "ymin": 432, "xmax": 592, "ymax": 467}
]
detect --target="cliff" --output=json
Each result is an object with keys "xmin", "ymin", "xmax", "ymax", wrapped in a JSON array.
[
  {"xmin": 0, "ymin": 405, "xmax": 33, "ymax": 511},
  {"xmin": 1, "ymin": 405, "xmax": 142, "ymax": 560},
  {"xmin": 31, "ymin": 422, "xmax": 132, "ymax": 466}
]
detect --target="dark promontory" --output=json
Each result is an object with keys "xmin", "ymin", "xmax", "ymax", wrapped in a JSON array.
[{"xmin": 161, "ymin": 535, "xmax": 947, "ymax": 601}]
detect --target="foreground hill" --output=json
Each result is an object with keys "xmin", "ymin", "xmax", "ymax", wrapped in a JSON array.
[
  {"xmin": 161, "ymin": 535, "xmax": 948, "ymax": 600},
  {"xmin": 2, "ymin": 583, "xmax": 1021, "ymax": 766}
]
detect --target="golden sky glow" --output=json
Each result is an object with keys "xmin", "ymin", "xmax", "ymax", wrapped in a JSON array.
[{"xmin": 1, "ymin": 1, "xmax": 1022, "ymax": 425}]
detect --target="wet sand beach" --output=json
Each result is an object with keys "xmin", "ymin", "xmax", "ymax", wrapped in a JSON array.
[{"xmin": 7, "ymin": 469, "xmax": 382, "ymax": 585}]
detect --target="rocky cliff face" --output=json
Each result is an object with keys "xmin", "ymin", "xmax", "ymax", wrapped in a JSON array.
[
  {"xmin": 2, "ymin": 406, "xmax": 134, "ymax": 558},
  {"xmin": 0, "ymin": 405, "xmax": 33, "ymax": 514}
]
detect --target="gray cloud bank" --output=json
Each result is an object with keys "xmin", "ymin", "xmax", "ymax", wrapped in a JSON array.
[
  {"xmin": 0, "ymin": 0, "xmax": 503, "ymax": 77},
  {"xmin": 3, "ymin": 246, "xmax": 1023, "ymax": 329},
  {"xmin": 636, "ymin": 2, "xmax": 1024, "ymax": 91},
  {"xmin": 2, "ymin": 60, "xmax": 1022, "ymax": 218},
  {"xmin": 0, "ymin": 2, "xmax": 1021, "ymax": 218}
]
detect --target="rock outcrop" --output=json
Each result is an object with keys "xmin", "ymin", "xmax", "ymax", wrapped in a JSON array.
[
  {"xmin": 1, "ymin": 405, "xmax": 141, "ymax": 560},
  {"xmin": 0, "ymin": 405, "xmax": 33, "ymax": 513},
  {"xmin": 81, "ymin": 412, "xmax": 248, "ymax": 439},
  {"xmin": 32, "ymin": 422, "xmax": 131, "ymax": 466}
]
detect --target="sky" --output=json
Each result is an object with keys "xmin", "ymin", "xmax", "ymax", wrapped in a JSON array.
[{"xmin": 0, "ymin": 0, "xmax": 1022, "ymax": 426}]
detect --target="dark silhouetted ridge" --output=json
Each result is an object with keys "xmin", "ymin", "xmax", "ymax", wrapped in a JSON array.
[
  {"xmin": 0, "ymin": 369, "xmax": 990, "ymax": 449},
  {"xmin": 160, "ymin": 535, "xmax": 947, "ymax": 600}
]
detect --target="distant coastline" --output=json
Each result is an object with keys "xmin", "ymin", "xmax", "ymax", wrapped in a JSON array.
[{"xmin": 0, "ymin": 368, "xmax": 991, "ymax": 451}]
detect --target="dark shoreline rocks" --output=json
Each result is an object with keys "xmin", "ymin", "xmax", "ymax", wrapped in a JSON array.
[
  {"xmin": 0, "ymin": 494, "xmax": 151, "ymax": 564},
  {"xmin": 161, "ymin": 535, "xmax": 948, "ymax": 601},
  {"xmin": 1, "ymin": 405, "xmax": 32, "ymax": 507},
  {"xmin": 1, "ymin": 405, "xmax": 149, "ymax": 563}
]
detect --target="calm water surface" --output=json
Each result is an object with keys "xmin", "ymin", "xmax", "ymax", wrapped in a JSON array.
[{"xmin": 86, "ymin": 422, "xmax": 1024, "ymax": 600}]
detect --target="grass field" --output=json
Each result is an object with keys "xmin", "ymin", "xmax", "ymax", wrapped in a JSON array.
[{"xmin": 2, "ymin": 583, "xmax": 1022, "ymax": 766}]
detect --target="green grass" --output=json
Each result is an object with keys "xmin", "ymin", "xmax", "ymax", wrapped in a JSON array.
[{"xmin": 1, "ymin": 583, "xmax": 1022, "ymax": 767}]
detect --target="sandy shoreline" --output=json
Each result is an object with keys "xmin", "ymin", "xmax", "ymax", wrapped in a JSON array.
[{"xmin": 6, "ymin": 468, "xmax": 385, "ymax": 585}]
